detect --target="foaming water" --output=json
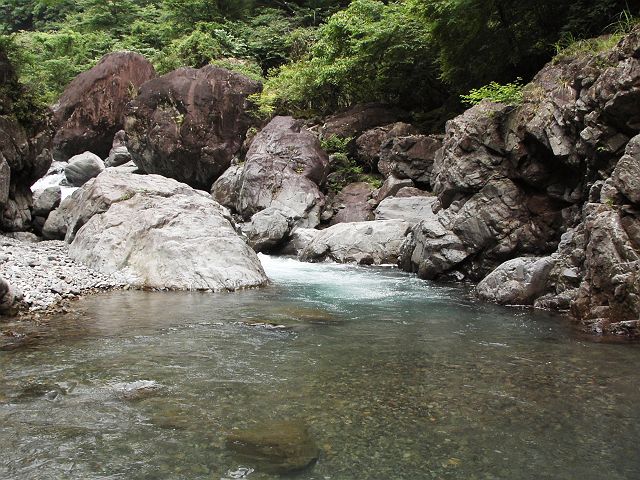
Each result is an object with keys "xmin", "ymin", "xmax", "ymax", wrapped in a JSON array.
[{"xmin": 1, "ymin": 256, "xmax": 640, "ymax": 479}]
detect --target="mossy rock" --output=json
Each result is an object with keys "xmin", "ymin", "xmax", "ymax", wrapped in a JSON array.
[{"xmin": 226, "ymin": 420, "xmax": 319, "ymax": 475}]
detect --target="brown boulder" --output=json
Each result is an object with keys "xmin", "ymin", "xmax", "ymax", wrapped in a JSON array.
[
  {"xmin": 52, "ymin": 52, "xmax": 155, "ymax": 161},
  {"xmin": 326, "ymin": 182, "xmax": 375, "ymax": 225},
  {"xmin": 321, "ymin": 103, "xmax": 409, "ymax": 140},
  {"xmin": 125, "ymin": 66, "xmax": 260, "ymax": 190}
]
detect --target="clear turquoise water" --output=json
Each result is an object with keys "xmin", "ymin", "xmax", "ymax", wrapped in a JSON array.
[{"xmin": 1, "ymin": 255, "xmax": 640, "ymax": 479}]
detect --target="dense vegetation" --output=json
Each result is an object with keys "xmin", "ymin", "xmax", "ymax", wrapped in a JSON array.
[{"xmin": 0, "ymin": 0, "xmax": 636, "ymax": 123}]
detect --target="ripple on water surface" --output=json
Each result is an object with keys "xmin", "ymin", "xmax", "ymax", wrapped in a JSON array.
[{"xmin": 1, "ymin": 255, "xmax": 640, "ymax": 479}]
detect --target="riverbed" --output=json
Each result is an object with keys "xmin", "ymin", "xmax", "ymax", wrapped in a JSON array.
[{"xmin": 1, "ymin": 255, "xmax": 639, "ymax": 479}]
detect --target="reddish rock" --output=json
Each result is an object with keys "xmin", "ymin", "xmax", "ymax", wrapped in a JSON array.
[
  {"xmin": 52, "ymin": 51, "xmax": 155, "ymax": 161},
  {"xmin": 321, "ymin": 103, "xmax": 410, "ymax": 140},
  {"xmin": 125, "ymin": 66, "xmax": 260, "ymax": 189},
  {"xmin": 327, "ymin": 182, "xmax": 375, "ymax": 225}
]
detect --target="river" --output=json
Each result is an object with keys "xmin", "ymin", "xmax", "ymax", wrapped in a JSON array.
[{"xmin": 1, "ymin": 255, "xmax": 639, "ymax": 479}]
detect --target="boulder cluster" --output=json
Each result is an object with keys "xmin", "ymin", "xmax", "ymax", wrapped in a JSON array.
[{"xmin": 1, "ymin": 27, "xmax": 640, "ymax": 337}]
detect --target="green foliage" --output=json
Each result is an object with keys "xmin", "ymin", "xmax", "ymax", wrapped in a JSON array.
[
  {"xmin": 0, "ymin": 36, "xmax": 49, "ymax": 127},
  {"xmin": 460, "ymin": 78, "xmax": 524, "ymax": 106},
  {"xmin": 1, "ymin": 0, "xmax": 635, "ymax": 120},
  {"xmin": 319, "ymin": 133, "xmax": 383, "ymax": 192},
  {"xmin": 256, "ymin": 0, "xmax": 444, "ymax": 117},
  {"xmin": 427, "ymin": 0, "xmax": 633, "ymax": 92},
  {"xmin": 320, "ymin": 134, "xmax": 353, "ymax": 155},
  {"xmin": 210, "ymin": 58, "xmax": 264, "ymax": 82},
  {"xmin": 7, "ymin": 29, "xmax": 114, "ymax": 104}
]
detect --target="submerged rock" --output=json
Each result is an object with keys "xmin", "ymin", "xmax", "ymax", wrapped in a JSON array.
[{"xmin": 226, "ymin": 420, "xmax": 319, "ymax": 475}]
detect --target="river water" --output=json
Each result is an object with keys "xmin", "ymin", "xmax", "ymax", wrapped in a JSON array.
[{"xmin": 1, "ymin": 255, "xmax": 639, "ymax": 479}]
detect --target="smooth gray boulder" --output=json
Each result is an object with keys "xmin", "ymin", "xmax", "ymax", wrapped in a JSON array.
[
  {"xmin": 242, "ymin": 207, "xmax": 297, "ymax": 253},
  {"xmin": 280, "ymin": 228, "xmax": 319, "ymax": 256},
  {"xmin": 44, "ymin": 170, "xmax": 193, "ymax": 242},
  {"xmin": 63, "ymin": 171, "xmax": 267, "ymax": 291},
  {"xmin": 32, "ymin": 186, "xmax": 61, "ymax": 218},
  {"xmin": 212, "ymin": 116, "xmax": 329, "ymax": 227},
  {"xmin": 64, "ymin": 152, "xmax": 105, "ymax": 187},
  {"xmin": 300, "ymin": 220, "xmax": 411, "ymax": 265},
  {"xmin": 476, "ymin": 256, "xmax": 556, "ymax": 305},
  {"xmin": 374, "ymin": 196, "xmax": 438, "ymax": 225}
]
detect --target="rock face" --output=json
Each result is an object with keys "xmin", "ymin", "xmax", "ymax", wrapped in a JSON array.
[
  {"xmin": 375, "ymin": 175, "xmax": 414, "ymax": 203},
  {"xmin": 0, "ymin": 47, "xmax": 53, "ymax": 232},
  {"xmin": 325, "ymin": 182, "xmax": 375, "ymax": 225},
  {"xmin": 226, "ymin": 420, "xmax": 319, "ymax": 475},
  {"xmin": 32, "ymin": 186, "xmax": 61, "ymax": 218},
  {"xmin": 402, "ymin": 27, "xmax": 640, "ymax": 335},
  {"xmin": 321, "ymin": 103, "xmax": 409, "ymax": 139},
  {"xmin": 64, "ymin": 152, "xmax": 105, "ymax": 187},
  {"xmin": 374, "ymin": 196, "xmax": 438, "ymax": 225},
  {"xmin": 356, "ymin": 122, "xmax": 418, "ymax": 169},
  {"xmin": 300, "ymin": 220, "xmax": 411, "ymax": 265},
  {"xmin": 212, "ymin": 116, "xmax": 329, "ymax": 227},
  {"xmin": 52, "ymin": 52, "xmax": 155, "ymax": 161},
  {"xmin": 125, "ymin": 66, "xmax": 260, "ymax": 189},
  {"xmin": 378, "ymin": 134, "xmax": 442, "ymax": 187},
  {"xmin": 45, "ymin": 171, "xmax": 268, "ymax": 291},
  {"xmin": 279, "ymin": 228, "xmax": 319, "ymax": 256}
]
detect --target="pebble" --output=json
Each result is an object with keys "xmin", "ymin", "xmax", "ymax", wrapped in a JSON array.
[{"xmin": 0, "ymin": 235, "xmax": 128, "ymax": 314}]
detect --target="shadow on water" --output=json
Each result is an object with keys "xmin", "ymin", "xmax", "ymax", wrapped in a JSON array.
[{"xmin": 1, "ymin": 255, "xmax": 640, "ymax": 479}]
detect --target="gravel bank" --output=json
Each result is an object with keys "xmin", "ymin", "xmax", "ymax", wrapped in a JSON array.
[{"xmin": 0, "ymin": 234, "xmax": 128, "ymax": 315}]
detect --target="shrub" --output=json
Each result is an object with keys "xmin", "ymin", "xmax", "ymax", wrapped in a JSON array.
[{"xmin": 460, "ymin": 78, "xmax": 525, "ymax": 106}]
